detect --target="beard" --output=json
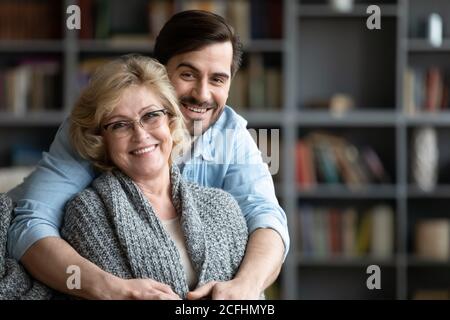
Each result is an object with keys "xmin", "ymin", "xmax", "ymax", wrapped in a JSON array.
[{"xmin": 179, "ymin": 96, "xmax": 223, "ymax": 135}]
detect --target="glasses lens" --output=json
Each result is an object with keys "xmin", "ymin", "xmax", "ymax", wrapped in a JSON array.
[
  {"xmin": 141, "ymin": 110, "xmax": 166, "ymax": 130},
  {"xmin": 109, "ymin": 122, "xmax": 132, "ymax": 138}
]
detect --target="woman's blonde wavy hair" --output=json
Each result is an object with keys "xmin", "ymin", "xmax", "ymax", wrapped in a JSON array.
[{"xmin": 70, "ymin": 54, "xmax": 188, "ymax": 171}]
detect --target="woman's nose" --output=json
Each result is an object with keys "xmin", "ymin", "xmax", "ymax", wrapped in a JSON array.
[{"xmin": 131, "ymin": 123, "xmax": 150, "ymax": 141}]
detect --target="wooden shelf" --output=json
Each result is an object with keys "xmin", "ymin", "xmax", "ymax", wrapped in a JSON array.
[
  {"xmin": 408, "ymin": 39, "xmax": 450, "ymax": 53},
  {"xmin": 408, "ymin": 185, "xmax": 450, "ymax": 198},
  {"xmin": 0, "ymin": 111, "xmax": 67, "ymax": 126},
  {"xmin": 297, "ymin": 184, "xmax": 397, "ymax": 199},
  {"xmin": 79, "ymin": 39, "xmax": 155, "ymax": 53},
  {"xmin": 296, "ymin": 254, "xmax": 396, "ymax": 267},
  {"xmin": 295, "ymin": 110, "xmax": 398, "ymax": 126},
  {"xmin": 0, "ymin": 40, "xmax": 64, "ymax": 52},
  {"xmin": 405, "ymin": 113, "xmax": 450, "ymax": 126}
]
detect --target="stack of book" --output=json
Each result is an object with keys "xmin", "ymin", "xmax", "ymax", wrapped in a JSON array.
[
  {"xmin": 297, "ymin": 204, "xmax": 395, "ymax": 259},
  {"xmin": 0, "ymin": 0, "xmax": 61, "ymax": 39},
  {"xmin": 295, "ymin": 132, "xmax": 390, "ymax": 189},
  {"xmin": 228, "ymin": 53, "xmax": 282, "ymax": 111},
  {"xmin": 78, "ymin": 0, "xmax": 282, "ymax": 43},
  {"xmin": 404, "ymin": 67, "xmax": 450, "ymax": 115},
  {"xmin": 0, "ymin": 59, "xmax": 61, "ymax": 114}
]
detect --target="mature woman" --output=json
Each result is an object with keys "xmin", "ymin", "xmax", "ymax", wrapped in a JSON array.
[{"xmin": 60, "ymin": 54, "xmax": 248, "ymax": 300}]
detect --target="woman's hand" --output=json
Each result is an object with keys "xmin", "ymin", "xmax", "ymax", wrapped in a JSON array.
[
  {"xmin": 186, "ymin": 279, "xmax": 261, "ymax": 300},
  {"xmin": 107, "ymin": 276, "xmax": 181, "ymax": 300}
]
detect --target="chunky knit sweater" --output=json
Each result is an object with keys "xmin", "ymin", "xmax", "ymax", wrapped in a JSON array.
[
  {"xmin": 0, "ymin": 193, "xmax": 52, "ymax": 299},
  {"xmin": 61, "ymin": 166, "xmax": 249, "ymax": 299}
]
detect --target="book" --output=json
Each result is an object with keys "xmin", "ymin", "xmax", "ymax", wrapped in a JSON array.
[
  {"xmin": 226, "ymin": 0, "xmax": 250, "ymax": 44},
  {"xmin": 248, "ymin": 53, "xmax": 265, "ymax": 109},
  {"xmin": 415, "ymin": 219, "xmax": 450, "ymax": 260},
  {"xmin": 342, "ymin": 208, "xmax": 357, "ymax": 257},
  {"xmin": 370, "ymin": 205, "xmax": 394, "ymax": 258},
  {"xmin": 356, "ymin": 211, "xmax": 372, "ymax": 256}
]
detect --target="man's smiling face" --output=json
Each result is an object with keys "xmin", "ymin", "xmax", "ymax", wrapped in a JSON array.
[{"xmin": 165, "ymin": 41, "xmax": 233, "ymax": 135}]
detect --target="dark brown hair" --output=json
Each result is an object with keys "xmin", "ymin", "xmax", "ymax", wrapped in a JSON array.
[{"xmin": 154, "ymin": 10, "xmax": 243, "ymax": 77}]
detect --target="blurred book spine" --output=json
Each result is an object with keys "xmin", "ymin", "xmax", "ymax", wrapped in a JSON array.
[
  {"xmin": 0, "ymin": 60, "xmax": 61, "ymax": 114},
  {"xmin": 0, "ymin": 0, "xmax": 61, "ymax": 39},
  {"xmin": 404, "ymin": 67, "xmax": 450, "ymax": 115},
  {"xmin": 298, "ymin": 204, "xmax": 395, "ymax": 259},
  {"xmin": 295, "ymin": 132, "xmax": 390, "ymax": 189}
]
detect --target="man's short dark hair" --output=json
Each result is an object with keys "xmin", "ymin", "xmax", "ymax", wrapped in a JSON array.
[{"xmin": 154, "ymin": 10, "xmax": 243, "ymax": 77}]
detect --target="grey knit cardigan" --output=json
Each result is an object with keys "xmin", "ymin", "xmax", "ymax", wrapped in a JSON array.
[
  {"xmin": 0, "ymin": 193, "xmax": 52, "ymax": 299},
  {"xmin": 61, "ymin": 166, "xmax": 249, "ymax": 299}
]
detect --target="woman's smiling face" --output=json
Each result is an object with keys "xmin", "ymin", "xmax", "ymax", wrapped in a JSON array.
[{"xmin": 102, "ymin": 85, "xmax": 173, "ymax": 181}]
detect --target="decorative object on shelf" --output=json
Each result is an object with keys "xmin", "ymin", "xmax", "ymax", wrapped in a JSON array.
[
  {"xmin": 328, "ymin": 0, "xmax": 354, "ymax": 13},
  {"xmin": 415, "ymin": 218, "xmax": 450, "ymax": 261},
  {"xmin": 329, "ymin": 93, "xmax": 355, "ymax": 117},
  {"xmin": 427, "ymin": 13, "xmax": 443, "ymax": 48},
  {"xmin": 412, "ymin": 126, "xmax": 438, "ymax": 192}
]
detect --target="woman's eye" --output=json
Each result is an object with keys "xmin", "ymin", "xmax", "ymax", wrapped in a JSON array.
[
  {"xmin": 111, "ymin": 122, "xmax": 129, "ymax": 130},
  {"xmin": 143, "ymin": 112, "xmax": 160, "ymax": 121}
]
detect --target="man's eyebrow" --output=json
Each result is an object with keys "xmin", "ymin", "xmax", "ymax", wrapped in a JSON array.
[{"xmin": 177, "ymin": 62, "xmax": 230, "ymax": 79}]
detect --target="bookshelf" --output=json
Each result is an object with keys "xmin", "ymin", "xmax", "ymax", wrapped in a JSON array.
[
  {"xmin": 2, "ymin": 0, "xmax": 450, "ymax": 300},
  {"xmin": 284, "ymin": 0, "xmax": 450, "ymax": 300}
]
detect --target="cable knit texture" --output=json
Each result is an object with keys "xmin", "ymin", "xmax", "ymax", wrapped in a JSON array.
[
  {"xmin": 0, "ymin": 193, "xmax": 52, "ymax": 299},
  {"xmin": 61, "ymin": 166, "xmax": 249, "ymax": 299}
]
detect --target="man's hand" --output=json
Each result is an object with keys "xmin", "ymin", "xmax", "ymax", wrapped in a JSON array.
[
  {"xmin": 186, "ymin": 278, "xmax": 261, "ymax": 300},
  {"xmin": 187, "ymin": 229, "xmax": 284, "ymax": 300},
  {"xmin": 110, "ymin": 278, "xmax": 181, "ymax": 300},
  {"xmin": 21, "ymin": 237, "xmax": 181, "ymax": 300}
]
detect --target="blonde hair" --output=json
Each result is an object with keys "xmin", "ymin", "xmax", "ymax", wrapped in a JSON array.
[{"xmin": 70, "ymin": 54, "xmax": 188, "ymax": 171}]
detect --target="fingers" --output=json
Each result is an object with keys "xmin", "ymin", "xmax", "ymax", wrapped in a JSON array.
[
  {"xmin": 187, "ymin": 281, "xmax": 217, "ymax": 300},
  {"xmin": 126, "ymin": 279, "xmax": 181, "ymax": 300},
  {"xmin": 149, "ymin": 279, "xmax": 177, "ymax": 295}
]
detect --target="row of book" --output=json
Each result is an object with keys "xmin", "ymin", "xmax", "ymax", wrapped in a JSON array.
[
  {"xmin": 296, "ymin": 132, "xmax": 390, "ymax": 189},
  {"xmin": 229, "ymin": 53, "xmax": 283, "ymax": 110},
  {"xmin": 297, "ymin": 205, "xmax": 395, "ymax": 258},
  {"xmin": 79, "ymin": 0, "xmax": 282, "ymax": 43},
  {"xmin": 404, "ymin": 67, "xmax": 450, "ymax": 115},
  {"xmin": 0, "ymin": 0, "xmax": 61, "ymax": 39},
  {"xmin": 0, "ymin": 60, "xmax": 62, "ymax": 114}
]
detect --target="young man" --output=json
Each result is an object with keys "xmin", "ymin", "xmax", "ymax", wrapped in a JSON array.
[{"xmin": 7, "ymin": 10, "xmax": 289, "ymax": 299}]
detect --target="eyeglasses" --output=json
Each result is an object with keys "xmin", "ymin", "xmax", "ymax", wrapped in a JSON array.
[{"xmin": 102, "ymin": 109, "xmax": 170, "ymax": 138}]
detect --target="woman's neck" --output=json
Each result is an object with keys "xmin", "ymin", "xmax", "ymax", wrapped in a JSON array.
[{"xmin": 132, "ymin": 165, "xmax": 172, "ymax": 199}]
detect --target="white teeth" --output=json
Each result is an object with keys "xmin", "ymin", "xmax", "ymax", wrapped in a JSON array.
[
  {"xmin": 185, "ymin": 105, "xmax": 208, "ymax": 113},
  {"xmin": 132, "ymin": 145, "xmax": 156, "ymax": 155}
]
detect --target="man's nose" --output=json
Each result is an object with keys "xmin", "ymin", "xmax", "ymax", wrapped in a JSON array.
[{"xmin": 192, "ymin": 79, "xmax": 211, "ymax": 103}]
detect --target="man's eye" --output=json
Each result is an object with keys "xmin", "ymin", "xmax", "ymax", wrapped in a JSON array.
[
  {"xmin": 181, "ymin": 73, "xmax": 194, "ymax": 79},
  {"xmin": 111, "ymin": 122, "xmax": 129, "ymax": 130},
  {"xmin": 213, "ymin": 77, "xmax": 224, "ymax": 84}
]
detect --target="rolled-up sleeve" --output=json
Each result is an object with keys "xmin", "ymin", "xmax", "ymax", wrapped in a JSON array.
[
  {"xmin": 7, "ymin": 119, "xmax": 95, "ymax": 260},
  {"xmin": 222, "ymin": 126, "xmax": 290, "ymax": 260}
]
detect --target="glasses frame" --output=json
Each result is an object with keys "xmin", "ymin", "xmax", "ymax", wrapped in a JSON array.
[{"xmin": 102, "ymin": 109, "xmax": 170, "ymax": 138}]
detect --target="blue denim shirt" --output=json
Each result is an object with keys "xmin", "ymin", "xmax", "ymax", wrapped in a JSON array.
[{"xmin": 7, "ymin": 106, "xmax": 290, "ymax": 261}]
